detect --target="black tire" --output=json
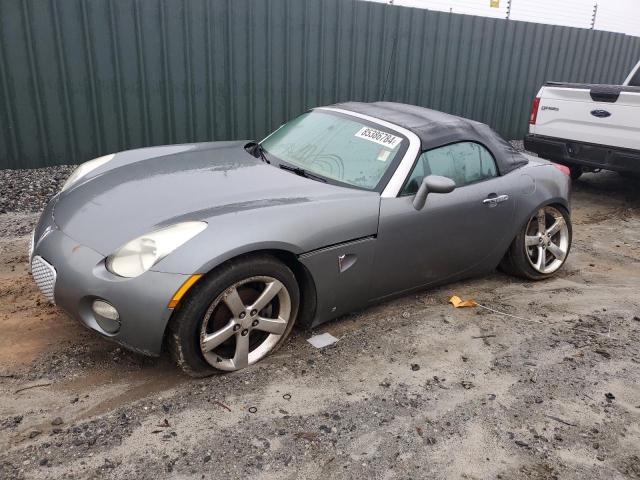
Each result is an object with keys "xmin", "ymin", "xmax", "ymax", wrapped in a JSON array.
[
  {"xmin": 497, "ymin": 250, "xmax": 517, "ymax": 276},
  {"xmin": 569, "ymin": 166, "xmax": 583, "ymax": 181},
  {"xmin": 167, "ymin": 254, "xmax": 300, "ymax": 377},
  {"xmin": 502, "ymin": 205, "xmax": 572, "ymax": 281}
]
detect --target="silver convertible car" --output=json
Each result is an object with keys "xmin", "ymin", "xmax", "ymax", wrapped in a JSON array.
[{"xmin": 30, "ymin": 102, "xmax": 572, "ymax": 376}]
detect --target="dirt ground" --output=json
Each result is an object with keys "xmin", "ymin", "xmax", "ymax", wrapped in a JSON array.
[{"xmin": 0, "ymin": 171, "xmax": 639, "ymax": 480}]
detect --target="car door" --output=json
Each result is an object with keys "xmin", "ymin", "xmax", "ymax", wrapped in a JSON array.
[{"xmin": 370, "ymin": 141, "xmax": 517, "ymax": 299}]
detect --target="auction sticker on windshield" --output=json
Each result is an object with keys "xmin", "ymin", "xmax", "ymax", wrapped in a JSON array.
[{"xmin": 355, "ymin": 127, "xmax": 402, "ymax": 149}]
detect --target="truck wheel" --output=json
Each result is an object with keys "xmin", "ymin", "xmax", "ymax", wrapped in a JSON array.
[
  {"xmin": 167, "ymin": 255, "xmax": 299, "ymax": 377},
  {"xmin": 503, "ymin": 205, "xmax": 572, "ymax": 281}
]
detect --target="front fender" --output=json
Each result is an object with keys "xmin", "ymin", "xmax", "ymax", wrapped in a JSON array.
[
  {"xmin": 191, "ymin": 240, "xmax": 303, "ymax": 275},
  {"xmin": 151, "ymin": 193, "xmax": 381, "ymax": 275}
]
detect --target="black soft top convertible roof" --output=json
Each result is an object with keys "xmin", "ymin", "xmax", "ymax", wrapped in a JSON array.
[{"xmin": 330, "ymin": 101, "xmax": 528, "ymax": 175}]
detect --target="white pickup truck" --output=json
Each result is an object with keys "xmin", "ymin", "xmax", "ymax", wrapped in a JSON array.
[{"xmin": 524, "ymin": 59, "xmax": 640, "ymax": 179}]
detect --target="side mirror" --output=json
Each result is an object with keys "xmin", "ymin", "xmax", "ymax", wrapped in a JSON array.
[
  {"xmin": 244, "ymin": 141, "xmax": 259, "ymax": 157},
  {"xmin": 412, "ymin": 175, "xmax": 456, "ymax": 210}
]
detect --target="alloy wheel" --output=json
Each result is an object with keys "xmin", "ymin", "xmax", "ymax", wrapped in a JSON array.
[
  {"xmin": 199, "ymin": 276, "xmax": 291, "ymax": 371},
  {"xmin": 524, "ymin": 206, "xmax": 570, "ymax": 274}
]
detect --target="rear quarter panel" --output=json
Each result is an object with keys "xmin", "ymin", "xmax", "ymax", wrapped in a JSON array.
[{"xmin": 512, "ymin": 158, "xmax": 571, "ymax": 232}]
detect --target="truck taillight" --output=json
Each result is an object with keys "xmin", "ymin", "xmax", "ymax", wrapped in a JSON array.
[{"xmin": 529, "ymin": 97, "xmax": 540, "ymax": 125}]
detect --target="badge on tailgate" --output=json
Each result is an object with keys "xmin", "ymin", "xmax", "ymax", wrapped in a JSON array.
[{"xmin": 591, "ymin": 109, "xmax": 612, "ymax": 118}]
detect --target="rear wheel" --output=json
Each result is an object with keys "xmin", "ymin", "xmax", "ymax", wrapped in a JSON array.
[
  {"xmin": 502, "ymin": 205, "xmax": 572, "ymax": 281},
  {"xmin": 168, "ymin": 255, "xmax": 299, "ymax": 376}
]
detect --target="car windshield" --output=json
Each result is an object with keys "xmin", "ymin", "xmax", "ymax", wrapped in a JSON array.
[{"xmin": 261, "ymin": 110, "xmax": 407, "ymax": 190}]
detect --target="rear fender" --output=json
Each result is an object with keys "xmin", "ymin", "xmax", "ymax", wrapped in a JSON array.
[{"xmin": 505, "ymin": 165, "xmax": 570, "ymax": 253}]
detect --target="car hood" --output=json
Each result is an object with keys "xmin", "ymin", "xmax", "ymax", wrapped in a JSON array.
[{"xmin": 54, "ymin": 141, "xmax": 380, "ymax": 255}]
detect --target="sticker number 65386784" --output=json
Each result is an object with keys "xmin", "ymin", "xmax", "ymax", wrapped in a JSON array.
[{"xmin": 354, "ymin": 127, "xmax": 402, "ymax": 149}]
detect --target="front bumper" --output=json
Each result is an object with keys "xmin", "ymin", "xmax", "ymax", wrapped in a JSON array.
[
  {"xmin": 524, "ymin": 134, "xmax": 640, "ymax": 173},
  {"xmin": 31, "ymin": 212, "xmax": 191, "ymax": 356}
]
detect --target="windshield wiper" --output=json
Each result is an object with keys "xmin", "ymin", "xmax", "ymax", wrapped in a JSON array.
[
  {"xmin": 244, "ymin": 141, "xmax": 270, "ymax": 164},
  {"xmin": 278, "ymin": 163, "xmax": 327, "ymax": 183}
]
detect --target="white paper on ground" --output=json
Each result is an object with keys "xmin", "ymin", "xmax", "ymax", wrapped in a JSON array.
[{"xmin": 306, "ymin": 332, "xmax": 339, "ymax": 348}]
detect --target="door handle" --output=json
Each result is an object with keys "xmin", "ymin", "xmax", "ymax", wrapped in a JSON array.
[{"xmin": 483, "ymin": 194, "xmax": 509, "ymax": 207}]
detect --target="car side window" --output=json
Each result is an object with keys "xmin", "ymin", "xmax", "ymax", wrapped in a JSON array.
[{"xmin": 401, "ymin": 142, "xmax": 498, "ymax": 195}]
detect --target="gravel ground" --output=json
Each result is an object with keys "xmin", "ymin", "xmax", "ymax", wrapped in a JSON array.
[
  {"xmin": 0, "ymin": 149, "xmax": 639, "ymax": 480},
  {"xmin": 0, "ymin": 166, "xmax": 74, "ymax": 214},
  {"xmin": 510, "ymin": 140, "xmax": 525, "ymax": 151}
]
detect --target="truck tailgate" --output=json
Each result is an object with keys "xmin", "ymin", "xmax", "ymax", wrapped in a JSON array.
[{"xmin": 531, "ymin": 85, "xmax": 640, "ymax": 151}]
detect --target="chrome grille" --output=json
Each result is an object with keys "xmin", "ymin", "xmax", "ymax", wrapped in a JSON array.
[{"xmin": 31, "ymin": 255, "xmax": 57, "ymax": 304}]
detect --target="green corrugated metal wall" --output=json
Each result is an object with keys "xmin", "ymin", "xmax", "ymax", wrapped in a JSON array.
[{"xmin": 1, "ymin": 0, "xmax": 639, "ymax": 169}]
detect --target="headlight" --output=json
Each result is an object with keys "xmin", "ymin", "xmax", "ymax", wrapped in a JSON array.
[
  {"xmin": 61, "ymin": 153, "xmax": 115, "ymax": 193},
  {"xmin": 105, "ymin": 221, "xmax": 207, "ymax": 278}
]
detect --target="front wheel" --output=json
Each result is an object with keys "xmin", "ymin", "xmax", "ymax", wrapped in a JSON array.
[
  {"xmin": 167, "ymin": 255, "xmax": 299, "ymax": 376},
  {"xmin": 501, "ymin": 205, "xmax": 572, "ymax": 281}
]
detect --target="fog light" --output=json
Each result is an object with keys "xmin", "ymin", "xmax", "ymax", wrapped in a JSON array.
[{"xmin": 92, "ymin": 299, "xmax": 120, "ymax": 334}]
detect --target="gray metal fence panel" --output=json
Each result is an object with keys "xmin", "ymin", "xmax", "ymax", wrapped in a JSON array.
[{"xmin": 1, "ymin": 0, "xmax": 639, "ymax": 169}]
